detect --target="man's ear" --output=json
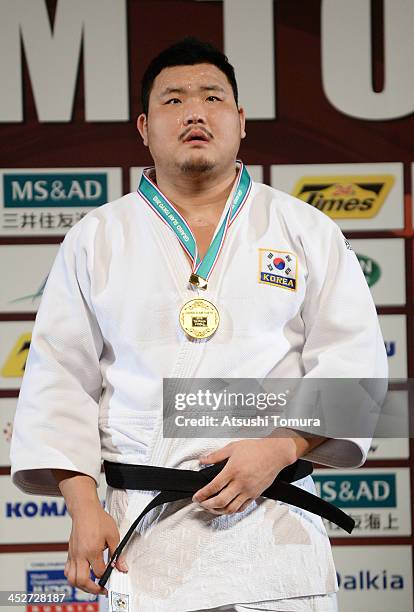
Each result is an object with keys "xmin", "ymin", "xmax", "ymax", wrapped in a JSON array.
[
  {"xmin": 137, "ymin": 113, "xmax": 148, "ymax": 146},
  {"xmin": 238, "ymin": 106, "xmax": 246, "ymax": 139}
]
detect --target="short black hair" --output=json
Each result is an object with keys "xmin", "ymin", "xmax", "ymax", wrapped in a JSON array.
[{"xmin": 140, "ymin": 37, "xmax": 239, "ymax": 114}]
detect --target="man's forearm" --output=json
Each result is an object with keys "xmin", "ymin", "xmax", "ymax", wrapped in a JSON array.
[
  {"xmin": 261, "ymin": 429, "xmax": 327, "ymax": 465},
  {"xmin": 287, "ymin": 430, "xmax": 327, "ymax": 459},
  {"xmin": 52, "ymin": 470, "xmax": 101, "ymax": 517}
]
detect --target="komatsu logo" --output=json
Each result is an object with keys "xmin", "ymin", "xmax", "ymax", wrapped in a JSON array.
[
  {"xmin": 293, "ymin": 175, "xmax": 394, "ymax": 218},
  {"xmin": 6, "ymin": 500, "xmax": 67, "ymax": 518}
]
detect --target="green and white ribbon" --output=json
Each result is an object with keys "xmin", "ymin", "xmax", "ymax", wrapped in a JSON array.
[{"xmin": 138, "ymin": 161, "xmax": 252, "ymax": 282}]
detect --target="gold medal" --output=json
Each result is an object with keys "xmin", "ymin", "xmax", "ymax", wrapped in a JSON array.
[{"xmin": 179, "ymin": 298, "xmax": 220, "ymax": 339}]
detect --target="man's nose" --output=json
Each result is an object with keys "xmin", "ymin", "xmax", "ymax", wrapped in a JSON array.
[{"xmin": 182, "ymin": 104, "xmax": 206, "ymax": 126}]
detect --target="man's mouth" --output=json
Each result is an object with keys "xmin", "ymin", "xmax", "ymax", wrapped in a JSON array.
[{"xmin": 182, "ymin": 130, "xmax": 211, "ymax": 144}]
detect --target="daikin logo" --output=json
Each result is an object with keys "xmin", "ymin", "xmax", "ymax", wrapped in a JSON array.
[
  {"xmin": 3, "ymin": 172, "xmax": 108, "ymax": 207},
  {"xmin": 337, "ymin": 569, "xmax": 404, "ymax": 590}
]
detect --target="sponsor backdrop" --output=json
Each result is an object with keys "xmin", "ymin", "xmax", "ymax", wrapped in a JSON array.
[
  {"xmin": 0, "ymin": 1, "xmax": 413, "ymax": 610},
  {"xmin": 0, "ymin": 552, "xmax": 101, "ymax": 611},
  {"xmin": 313, "ymin": 468, "xmax": 412, "ymax": 538},
  {"xmin": 332, "ymin": 546, "xmax": 413, "ymax": 612},
  {"xmin": 0, "ymin": 475, "xmax": 107, "ymax": 545}
]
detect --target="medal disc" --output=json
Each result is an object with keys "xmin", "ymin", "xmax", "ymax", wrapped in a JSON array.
[{"xmin": 179, "ymin": 298, "xmax": 220, "ymax": 339}]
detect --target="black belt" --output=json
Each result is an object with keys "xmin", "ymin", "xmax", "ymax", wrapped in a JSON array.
[{"xmin": 98, "ymin": 459, "xmax": 354, "ymax": 587}]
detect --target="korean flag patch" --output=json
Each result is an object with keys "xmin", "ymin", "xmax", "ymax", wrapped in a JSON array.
[{"xmin": 258, "ymin": 249, "xmax": 298, "ymax": 291}]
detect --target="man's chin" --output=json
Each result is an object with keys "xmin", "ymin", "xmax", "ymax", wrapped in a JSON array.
[{"xmin": 177, "ymin": 157, "xmax": 215, "ymax": 175}]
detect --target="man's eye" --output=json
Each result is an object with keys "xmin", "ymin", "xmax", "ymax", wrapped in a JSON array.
[
  {"xmin": 165, "ymin": 98, "xmax": 181, "ymax": 105},
  {"xmin": 206, "ymin": 96, "xmax": 221, "ymax": 102}
]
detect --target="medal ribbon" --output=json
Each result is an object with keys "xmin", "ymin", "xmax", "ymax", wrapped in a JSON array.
[{"xmin": 138, "ymin": 161, "xmax": 252, "ymax": 283}]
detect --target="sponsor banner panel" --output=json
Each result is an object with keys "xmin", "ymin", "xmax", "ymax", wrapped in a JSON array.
[
  {"xmin": 369, "ymin": 437, "xmax": 410, "ymax": 461},
  {"xmin": 378, "ymin": 315, "xmax": 407, "ymax": 379},
  {"xmin": 0, "ymin": 475, "xmax": 107, "ymax": 544},
  {"xmin": 0, "ymin": 397, "xmax": 15, "ymax": 466},
  {"xmin": 130, "ymin": 165, "xmax": 264, "ymax": 192},
  {"xmin": 0, "ymin": 321, "xmax": 34, "ymax": 389},
  {"xmin": 271, "ymin": 163, "xmax": 404, "ymax": 230},
  {"xmin": 368, "ymin": 391, "xmax": 410, "ymax": 460},
  {"xmin": 0, "ymin": 168, "xmax": 122, "ymax": 236},
  {"xmin": 313, "ymin": 467, "xmax": 411, "ymax": 537},
  {"xmin": 244, "ymin": 165, "xmax": 263, "ymax": 183},
  {"xmin": 0, "ymin": 244, "xmax": 60, "ymax": 314},
  {"xmin": 333, "ymin": 545, "xmax": 413, "ymax": 612},
  {"xmin": 0, "ymin": 552, "xmax": 100, "ymax": 611},
  {"xmin": 350, "ymin": 238, "xmax": 405, "ymax": 306}
]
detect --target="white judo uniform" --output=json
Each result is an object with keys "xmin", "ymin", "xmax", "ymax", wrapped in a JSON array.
[{"xmin": 11, "ymin": 169, "xmax": 388, "ymax": 612}]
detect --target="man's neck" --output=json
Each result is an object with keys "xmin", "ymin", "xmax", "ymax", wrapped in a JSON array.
[{"xmin": 153, "ymin": 165, "xmax": 238, "ymax": 222}]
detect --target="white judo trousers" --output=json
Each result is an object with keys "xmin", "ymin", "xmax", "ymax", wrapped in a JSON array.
[{"xmin": 11, "ymin": 173, "xmax": 387, "ymax": 612}]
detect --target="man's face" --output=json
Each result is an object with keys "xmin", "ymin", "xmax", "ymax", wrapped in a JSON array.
[{"xmin": 137, "ymin": 63, "xmax": 246, "ymax": 176}]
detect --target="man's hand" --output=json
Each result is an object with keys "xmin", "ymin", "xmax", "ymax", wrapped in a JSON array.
[
  {"xmin": 192, "ymin": 438, "xmax": 297, "ymax": 515},
  {"xmin": 64, "ymin": 500, "xmax": 123, "ymax": 595},
  {"xmin": 53, "ymin": 471, "xmax": 128, "ymax": 595}
]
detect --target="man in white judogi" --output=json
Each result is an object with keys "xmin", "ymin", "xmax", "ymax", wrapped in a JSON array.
[{"xmin": 11, "ymin": 38, "xmax": 387, "ymax": 611}]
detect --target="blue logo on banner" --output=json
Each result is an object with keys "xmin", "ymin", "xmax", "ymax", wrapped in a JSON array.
[
  {"xmin": 6, "ymin": 500, "xmax": 67, "ymax": 517},
  {"xmin": 26, "ymin": 568, "xmax": 98, "ymax": 603},
  {"xmin": 336, "ymin": 569, "xmax": 404, "ymax": 590},
  {"xmin": 385, "ymin": 341, "xmax": 395, "ymax": 357},
  {"xmin": 3, "ymin": 173, "xmax": 108, "ymax": 207},
  {"xmin": 313, "ymin": 474, "xmax": 396, "ymax": 508}
]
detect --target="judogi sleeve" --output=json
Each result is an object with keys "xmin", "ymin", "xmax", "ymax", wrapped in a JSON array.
[
  {"xmin": 10, "ymin": 219, "xmax": 103, "ymax": 496},
  {"xmin": 298, "ymin": 221, "xmax": 388, "ymax": 469}
]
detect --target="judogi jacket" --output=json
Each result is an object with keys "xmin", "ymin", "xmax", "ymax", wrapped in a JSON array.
[{"xmin": 11, "ymin": 170, "xmax": 388, "ymax": 611}]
